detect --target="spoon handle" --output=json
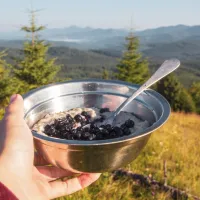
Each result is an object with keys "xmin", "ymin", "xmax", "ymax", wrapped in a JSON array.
[{"xmin": 113, "ymin": 58, "xmax": 181, "ymax": 117}]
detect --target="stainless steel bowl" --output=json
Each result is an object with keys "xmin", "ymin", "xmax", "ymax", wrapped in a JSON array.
[{"xmin": 23, "ymin": 79, "xmax": 170, "ymax": 173}]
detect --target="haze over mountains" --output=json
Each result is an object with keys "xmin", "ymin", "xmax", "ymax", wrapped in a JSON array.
[
  {"xmin": 1, "ymin": 24, "xmax": 200, "ymax": 59},
  {"xmin": 1, "ymin": 24, "xmax": 200, "ymax": 86}
]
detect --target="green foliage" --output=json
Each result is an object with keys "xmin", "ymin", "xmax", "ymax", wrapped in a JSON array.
[
  {"xmin": 179, "ymin": 88, "xmax": 196, "ymax": 113},
  {"xmin": 189, "ymin": 82, "xmax": 200, "ymax": 113},
  {"xmin": 116, "ymin": 33, "xmax": 149, "ymax": 84},
  {"xmin": 0, "ymin": 108, "xmax": 4, "ymax": 120},
  {"xmin": 55, "ymin": 113, "xmax": 200, "ymax": 200},
  {"xmin": 0, "ymin": 50, "xmax": 20, "ymax": 105},
  {"xmin": 102, "ymin": 67, "xmax": 109, "ymax": 80},
  {"xmin": 156, "ymin": 74, "xmax": 195, "ymax": 113},
  {"xmin": 13, "ymin": 11, "xmax": 61, "ymax": 91}
]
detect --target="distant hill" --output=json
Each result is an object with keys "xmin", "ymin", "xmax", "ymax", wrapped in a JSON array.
[
  {"xmin": 1, "ymin": 24, "xmax": 200, "ymax": 86},
  {"xmin": 0, "ymin": 46, "xmax": 118, "ymax": 79},
  {"xmin": 1, "ymin": 24, "xmax": 200, "ymax": 49},
  {"xmin": 0, "ymin": 44, "xmax": 199, "ymax": 87}
]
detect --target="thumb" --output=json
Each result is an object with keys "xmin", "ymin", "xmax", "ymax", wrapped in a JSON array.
[
  {"xmin": 0, "ymin": 94, "xmax": 34, "ymax": 175},
  {"xmin": 4, "ymin": 94, "xmax": 24, "ymax": 122},
  {"xmin": 1, "ymin": 94, "xmax": 33, "ymax": 151}
]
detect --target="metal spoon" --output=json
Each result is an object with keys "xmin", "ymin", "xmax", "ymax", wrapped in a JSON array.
[{"xmin": 100, "ymin": 58, "xmax": 181, "ymax": 126}]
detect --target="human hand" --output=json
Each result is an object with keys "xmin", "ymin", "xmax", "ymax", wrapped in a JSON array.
[{"xmin": 0, "ymin": 94, "xmax": 100, "ymax": 200}]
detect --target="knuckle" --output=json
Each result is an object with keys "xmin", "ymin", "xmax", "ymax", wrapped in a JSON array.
[
  {"xmin": 3, "ymin": 115, "xmax": 24, "ymax": 127},
  {"xmin": 6, "ymin": 103, "xmax": 18, "ymax": 114}
]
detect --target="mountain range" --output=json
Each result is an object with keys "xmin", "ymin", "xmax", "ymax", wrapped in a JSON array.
[
  {"xmin": 1, "ymin": 24, "xmax": 200, "ymax": 87},
  {"xmin": 1, "ymin": 24, "xmax": 200, "ymax": 57},
  {"xmin": 1, "ymin": 24, "xmax": 200, "ymax": 49}
]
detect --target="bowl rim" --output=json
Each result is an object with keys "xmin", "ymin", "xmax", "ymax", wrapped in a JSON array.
[{"xmin": 23, "ymin": 79, "xmax": 171, "ymax": 146}]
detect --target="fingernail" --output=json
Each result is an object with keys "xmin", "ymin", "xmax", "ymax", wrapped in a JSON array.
[{"xmin": 10, "ymin": 94, "xmax": 17, "ymax": 103}]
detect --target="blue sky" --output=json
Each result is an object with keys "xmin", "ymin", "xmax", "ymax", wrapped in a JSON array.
[{"xmin": 0, "ymin": 0, "xmax": 199, "ymax": 31}]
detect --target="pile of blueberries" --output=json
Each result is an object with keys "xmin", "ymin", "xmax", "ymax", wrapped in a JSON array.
[{"xmin": 43, "ymin": 108, "xmax": 135, "ymax": 141}]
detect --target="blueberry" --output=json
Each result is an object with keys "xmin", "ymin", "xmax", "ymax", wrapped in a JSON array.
[
  {"xmin": 65, "ymin": 126, "xmax": 71, "ymax": 132},
  {"xmin": 82, "ymin": 132, "xmax": 90, "ymax": 139},
  {"xmin": 125, "ymin": 119, "xmax": 135, "ymax": 128},
  {"xmin": 44, "ymin": 124, "xmax": 51, "ymax": 132},
  {"xmin": 45, "ymin": 131, "xmax": 52, "ymax": 136},
  {"xmin": 60, "ymin": 125, "xmax": 67, "ymax": 132},
  {"xmin": 98, "ymin": 118, "xmax": 103, "ymax": 123},
  {"xmin": 67, "ymin": 134, "xmax": 74, "ymax": 140},
  {"xmin": 113, "ymin": 127, "xmax": 123, "ymax": 136},
  {"xmin": 110, "ymin": 131, "xmax": 117, "ymax": 138},
  {"xmin": 96, "ymin": 132, "xmax": 104, "ymax": 140},
  {"xmin": 62, "ymin": 132, "xmax": 69, "ymax": 138},
  {"xmin": 54, "ymin": 118, "xmax": 62, "ymax": 124},
  {"xmin": 89, "ymin": 134, "xmax": 96, "ymax": 140},
  {"xmin": 50, "ymin": 130, "xmax": 59, "ymax": 137},
  {"xmin": 101, "ymin": 129, "xmax": 109, "ymax": 137},
  {"xmin": 70, "ymin": 129, "xmax": 77, "ymax": 134},
  {"xmin": 85, "ymin": 114, "xmax": 91, "ymax": 120},
  {"xmin": 62, "ymin": 118, "xmax": 70, "ymax": 125},
  {"xmin": 85, "ymin": 117, "xmax": 91, "ymax": 124},
  {"xmin": 105, "ymin": 124, "xmax": 112, "ymax": 131},
  {"xmin": 81, "ymin": 111, "xmax": 88, "ymax": 117},
  {"xmin": 120, "ymin": 124, "xmax": 126, "ymax": 130},
  {"xmin": 92, "ymin": 127, "xmax": 100, "ymax": 134},
  {"xmin": 54, "ymin": 119, "xmax": 67, "ymax": 130},
  {"xmin": 100, "ymin": 108, "xmax": 110, "ymax": 113},
  {"xmin": 74, "ymin": 132, "xmax": 82, "ymax": 140},
  {"xmin": 100, "ymin": 125, "xmax": 106, "ymax": 129},
  {"xmin": 81, "ymin": 121, "xmax": 87, "ymax": 127},
  {"xmin": 58, "ymin": 132, "xmax": 66, "ymax": 139},
  {"xmin": 76, "ymin": 127, "xmax": 83, "ymax": 132},
  {"xmin": 123, "ymin": 127, "xmax": 131, "ymax": 135},
  {"xmin": 90, "ymin": 122, "xmax": 96, "ymax": 129},
  {"xmin": 74, "ymin": 114, "xmax": 82, "ymax": 123},
  {"xmin": 66, "ymin": 114, "xmax": 74, "ymax": 122},
  {"xmin": 100, "ymin": 115, "xmax": 106, "ymax": 122},
  {"xmin": 49, "ymin": 126, "xmax": 56, "ymax": 134},
  {"xmin": 83, "ymin": 127, "xmax": 90, "ymax": 132}
]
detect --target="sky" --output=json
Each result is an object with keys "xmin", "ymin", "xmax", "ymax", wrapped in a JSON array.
[{"xmin": 0, "ymin": 0, "xmax": 200, "ymax": 32}]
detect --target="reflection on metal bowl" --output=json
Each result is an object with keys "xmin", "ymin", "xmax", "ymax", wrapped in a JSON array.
[{"xmin": 23, "ymin": 79, "xmax": 170, "ymax": 173}]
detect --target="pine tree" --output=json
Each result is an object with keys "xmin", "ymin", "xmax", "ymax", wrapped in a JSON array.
[
  {"xmin": 179, "ymin": 88, "xmax": 196, "ymax": 113},
  {"xmin": 116, "ymin": 32, "xmax": 149, "ymax": 84},
  {"xmin": 0, "ymin": 50, "xmax": 20, "ymax": 105},
  {"xmin": 156, "ymin": 74, "xmax": 195, "ymax": 113},
  {"xmin": 102, "ymin": 67, "xmax": 109, "ymax": 80},
  {"xmin": 13, "ymin": 10, "xmax": 61, "ymax": 91},
  {"xmin": 189, "ymin": 82, "xmax": 200, "ymax": 113}
]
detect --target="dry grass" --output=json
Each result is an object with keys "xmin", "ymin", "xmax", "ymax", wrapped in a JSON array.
[{"xmin": 54, "ymin": 113, "xmax": 200, "ymax": 200}]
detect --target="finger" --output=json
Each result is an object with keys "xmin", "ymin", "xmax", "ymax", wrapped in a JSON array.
[
  {"xmin": 49, "ymin": 173, "xmax": 101, "ymax": 199},
  {"xmin": 0, "ymin": 94, "xmax": 33, "ymax": 146},
  {"xmin": 3, "ymin": 94, "xmax": 24, "ymax": 122},
  {"xmin": 0, "ymin": 94, "xmax": 34, "ymax": 169},
  {"xmin": 34, "ymin": 152, "xmax": 50, "ymax": 166},
  {"xmin": 36, "ymin": 166, "xmax": 76, "ymax": 181}
]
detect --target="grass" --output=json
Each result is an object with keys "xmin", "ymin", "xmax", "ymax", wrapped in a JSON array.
[{"xmin": 55, "ymin": 112, "xmax": 200, "ymax": 200}]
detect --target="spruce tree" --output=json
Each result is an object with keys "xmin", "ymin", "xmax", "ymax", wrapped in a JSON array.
[
  {"xmin": 102, "ymin": 67, "xmax": 109, "ymax": 80},
  {"xmin": 179, "ymin": 88, "xmax": 196, "ymax": 113},
  {"xmin": 189, "ymin": 82, "xmax": 200, "ymax": 113},
  {"xmin": 156, "ymin": 74, "xmax": 195, "ymax": 113},
  {"xmin": 0, "ymin": 50, "xmax": 20, "ymax": 105},
  {"xmin": 116, "ymin": 32, "xmax": 149, "ymax": 84},
  {"xmin": 13, "ymin": 10, "xmax": 60, "ymax": 91}
]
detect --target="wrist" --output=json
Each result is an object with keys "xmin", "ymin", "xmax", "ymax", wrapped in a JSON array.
[{"xmin": 0, "ymin": 168, "xmax": 46, "ymax": 200}]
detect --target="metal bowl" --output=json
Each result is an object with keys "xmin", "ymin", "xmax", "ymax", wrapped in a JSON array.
[{"xmin": 23, "ymin": 79, "xmax": 170, "ymax": 173}]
